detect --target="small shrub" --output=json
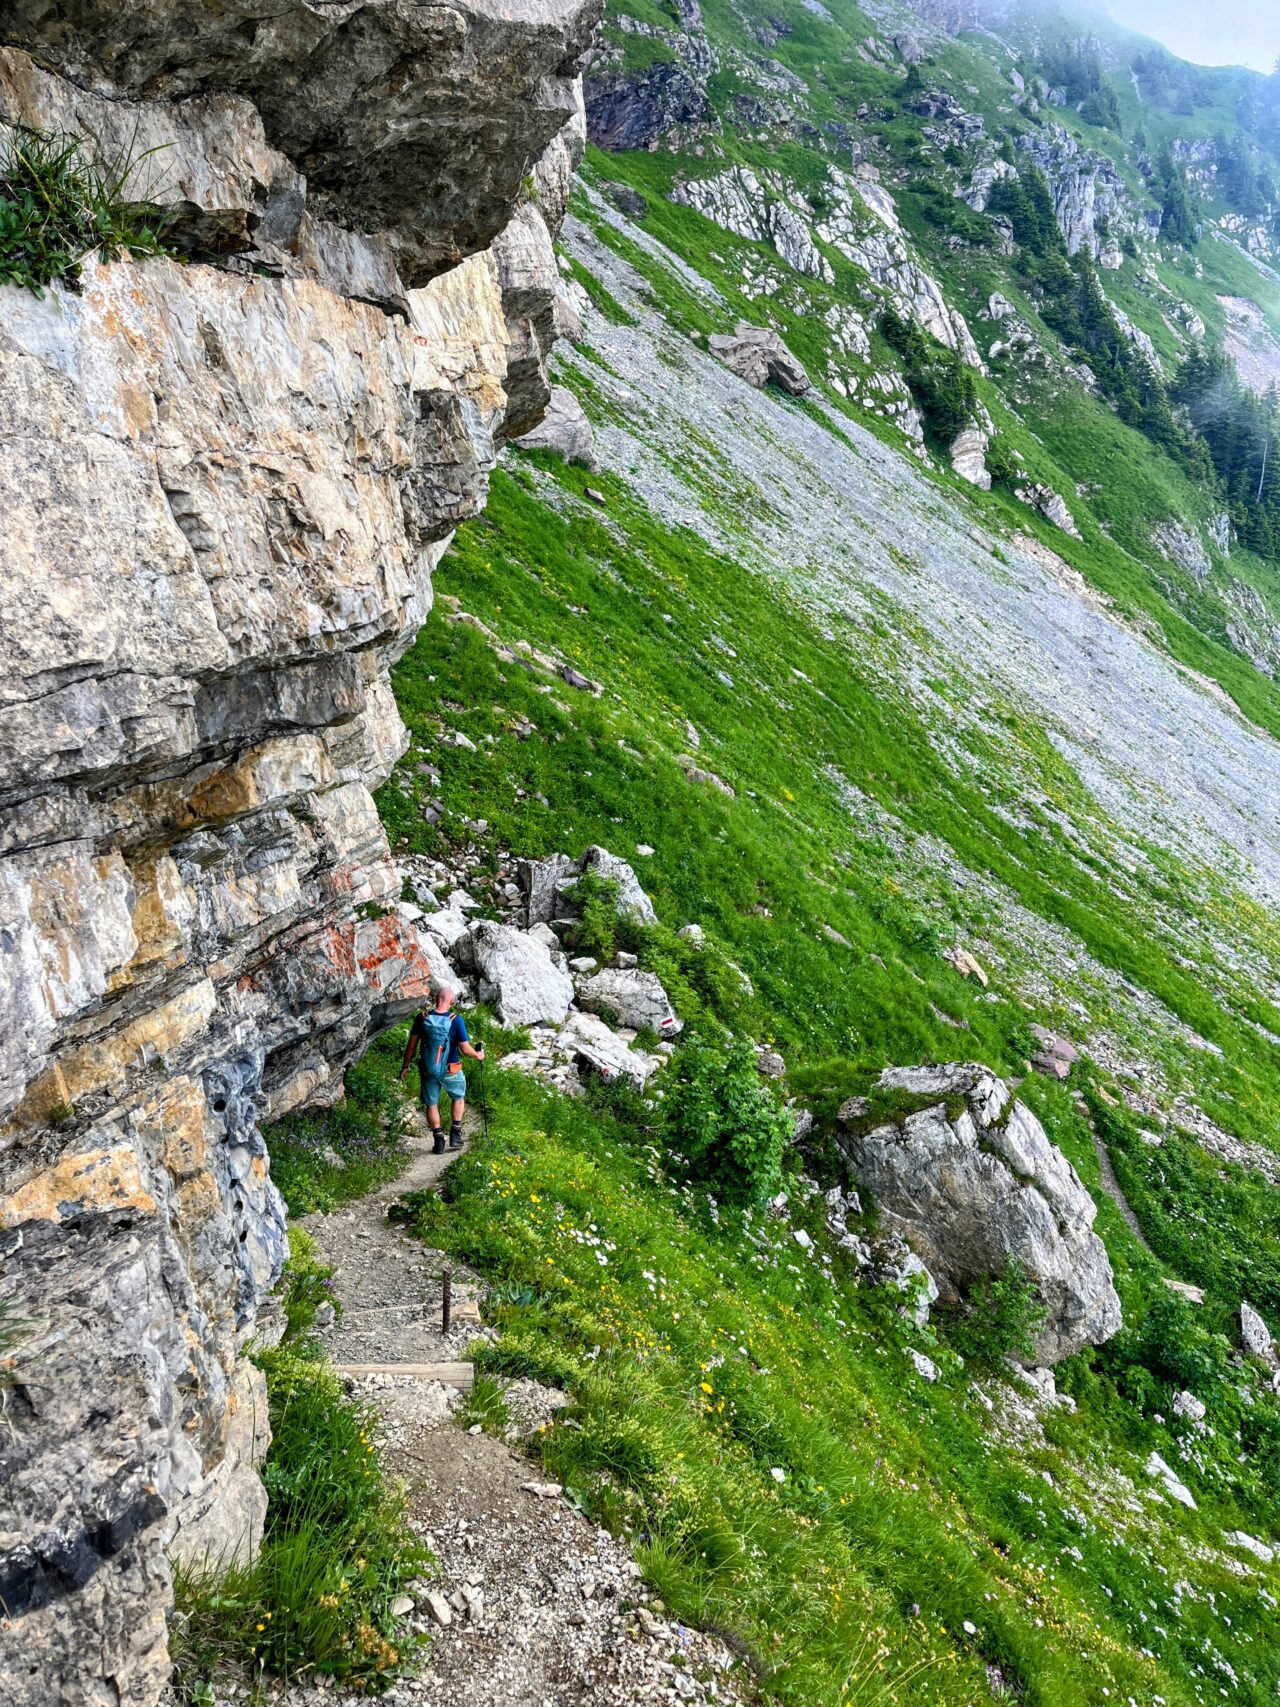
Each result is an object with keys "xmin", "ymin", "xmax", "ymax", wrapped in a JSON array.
[
  {"xmin": 1241, "ymin": 1402, "xmax": 1280, "ymax": 1497},
  {"xmin": 663, "ymin": 1033, "xmax": 793, "ymax": 1207},
  {"xmin": 563, "ymin": 868, "xmax": 620, "ymax": 961},
  {"xmin": 939, "ymin": 1259, "xmax": 1047, "ymax": 1373},
  {"xmin": 0, "ymin": 125, "xmax": 172, "ymax": 295},
  {"xmin": 1130, "ymin": 1291, "xmax": 1232, "ymax": 1394},
  {"xmin": 984, "ymin": 434, "xmax": 1021, "ymax": 487}
]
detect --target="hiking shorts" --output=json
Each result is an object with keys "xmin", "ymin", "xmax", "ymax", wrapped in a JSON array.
[{"xmin": 421, "ymin": 1067, "xmax": 466, "ymax": 1108}]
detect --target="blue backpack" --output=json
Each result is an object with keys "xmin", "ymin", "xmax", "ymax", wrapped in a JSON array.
[{"xmin": 419, "ymin": 1009, "xmax": 455, "ymax": 1076}]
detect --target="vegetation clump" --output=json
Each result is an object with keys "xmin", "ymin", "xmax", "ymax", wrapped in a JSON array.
[
  {"xmin": 936, "ymin": 1258, "xmax": 1047, "ymax": 1373},
  {"xmin": 0, "ymin": 125, "xmax": 172, "ymax": 294},
  {"xmin": 879, "ymin": 305, "xmax": 976, "ymax": 448},
  {"xmin": 663, "ymin": 1031, "xmax": 793, "ymax": 1206},
  {"xmin": 267, "ymin": 1030, "xmax": 413, "ymax": 1215},
  {"xmin": 171, "ymin": 1229, "xmax": 427, "ymax": 1697}
]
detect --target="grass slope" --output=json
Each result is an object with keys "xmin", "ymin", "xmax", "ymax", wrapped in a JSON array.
[{"xmin": 371, "ymin": 450, "xmax": 1280, "ymax": 1704}]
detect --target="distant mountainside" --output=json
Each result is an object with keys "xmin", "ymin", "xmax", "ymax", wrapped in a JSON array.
[{"xmin": 582, "ymin": 0, "xmax": 1280, "ymax": 666}]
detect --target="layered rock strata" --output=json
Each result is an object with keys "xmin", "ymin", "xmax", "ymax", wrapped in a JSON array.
[{"xmin": 0, "ymin": 5, "xmax": 597, "ymax": 1702}]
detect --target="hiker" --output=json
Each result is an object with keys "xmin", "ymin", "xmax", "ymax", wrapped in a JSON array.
[{"xmin": 399, "ymin": 985, "xmax": 485, "ymax": 1155}]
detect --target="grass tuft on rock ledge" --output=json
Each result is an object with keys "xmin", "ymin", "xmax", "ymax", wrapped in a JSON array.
[{"xmin": 0, "ymin": 124, "xmax": 174, "ymax": 295}]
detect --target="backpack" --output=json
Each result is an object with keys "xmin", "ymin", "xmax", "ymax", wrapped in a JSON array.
[{"xmin": 418, "ymin": 1009, "xmax": 455, "ymax": 1076}]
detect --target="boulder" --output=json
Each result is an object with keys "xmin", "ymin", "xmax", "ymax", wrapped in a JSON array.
[
  {"xmin": 1146, "ymin": 1450, "xmax": 1196, "ymax": 1509},
  {"xmin": 468, "ymin": 921, "xmax": 575, "ymax": 1027},
  {"xmin": 1016, "ymin": 482, "xmax": 1082, "ymax": 539},
  {"xmin": 1172, "ymin": 1389, "xmax": 1207, "ymax": 1424},
  {"xmin": 579, "ymin": 845, "xmax": 658, "ymax": 924},
  {"xmin": 576, "ymin": 968, "xmax": 682, "ymax": 1035},
  {"xmin": 708, "ymin": 322, "xmax": 811, "ymax": 395},
  {"xmin": 496, "ymin": 1011, "xmax": 662, "ymax": 1093},
  {"xmin": 519, "ymin": 852, "xmax": 581, "ymax": 927},
  {"xmin": 1224, "ymin": 1531, "xmax": 1275, "ymax": 1563},
  {"xmin": 843, "ymin": 1064, "xmax": 1122, "ymax": 1364},
  {"xmin": 513, "ymin": 385, "xmax": 598, "ymax": 469},
  {"xmin": 944, "ymin": 947, "xmax": 989, "ymax": 986},
  {"xmin": 1241, "ymin": 1301, "xmax": 1277, "ymax": 1363},
  {"xmin": 559, "ymin": 1010, "xmax": 662, "ymax": 1086}
]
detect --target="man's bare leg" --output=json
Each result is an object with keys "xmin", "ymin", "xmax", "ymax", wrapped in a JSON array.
[{"xmin": 448, "ymin": 1095, "xmax": 465, "ymax": 1150}]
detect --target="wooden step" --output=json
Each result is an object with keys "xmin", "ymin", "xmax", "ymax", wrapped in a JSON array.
[{"xmin": 334, "ymin": 1361, "xmax": 475, "ymax": 1388}]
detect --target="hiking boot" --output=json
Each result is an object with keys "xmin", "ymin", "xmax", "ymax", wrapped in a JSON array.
[
  {"xmin": 431, "ymin": 1133, "xmax": 447, "ymax": 1155},
  {"xmin": 448, "ymin": 1126, "xmax": 465, "ymax": 1150}
]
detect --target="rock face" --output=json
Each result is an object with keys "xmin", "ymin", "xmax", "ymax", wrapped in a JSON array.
[
  {"xmin": 1016, "ymin": 125, "xmax": 1131, "ymax": 268},
  {"xmin": 842, "ymin": 1064, "xmax": 1122, "ymax": 1364},
  {"xmin": 708, "ymin": 323, "xmax": 812, "ymax": 395},
  {"xmin": 671, "ymin": 162, "xmax": 981, "ymax": 371},
  {"xmin": 586, "ymin": 0, "xmax": 714, "ymax": 150},
  {"xmin": 0, "ymin": 8, "xmax": 596, "ymax": 1702},
  {"xmin": 3, "ymin": 0, "xmax": 600, "ymax": 286},
  {"xmin": 950, "ymin": 426, "xmax": 992, "ymax": 489}
]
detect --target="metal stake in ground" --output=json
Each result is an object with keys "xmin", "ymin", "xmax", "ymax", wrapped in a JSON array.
[{"xmin": 441, "ymin": 1268, "xmax": 452, "ymax": 1334}]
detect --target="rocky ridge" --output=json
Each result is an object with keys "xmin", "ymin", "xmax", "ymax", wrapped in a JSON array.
[{"xmin": 0, "ymin": 7, "xmax": 598, "ymax": 1703}]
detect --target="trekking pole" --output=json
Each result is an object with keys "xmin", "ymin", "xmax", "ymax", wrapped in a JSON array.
[{"xmin": 479, "ymin": 1047, "xmax": 491, "ymax": 1143}]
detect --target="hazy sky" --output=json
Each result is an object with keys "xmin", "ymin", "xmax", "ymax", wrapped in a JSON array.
[{"xmin": 1102, "ymin": 2, "xmax": 1276, "ymax": 73}]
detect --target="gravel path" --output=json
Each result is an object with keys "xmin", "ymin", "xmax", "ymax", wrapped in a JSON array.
[{"xmin": 276, "ymin": 1114, "xmax": 753, "ymax": 1707}]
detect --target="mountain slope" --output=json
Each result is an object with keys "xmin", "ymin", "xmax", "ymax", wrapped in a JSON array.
[{"xmin": 367, "ymin": 4, "xmax": 1280, "ymax": 1703}]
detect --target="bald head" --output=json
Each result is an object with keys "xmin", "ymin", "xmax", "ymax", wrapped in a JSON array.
[{"xmin": 434, "ymin": 986, "xmax": 454, "ymax": 1011}]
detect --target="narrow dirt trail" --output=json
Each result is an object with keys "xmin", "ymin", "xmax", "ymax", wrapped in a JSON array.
[{"xmin": 281, "ymin": 1109, "xmax": 751, "ymax": 1707}]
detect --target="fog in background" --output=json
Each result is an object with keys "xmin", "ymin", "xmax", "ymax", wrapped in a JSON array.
[{"xmin": 1103, "ymin": 1, "xmax": 1276, "ymax": 74}]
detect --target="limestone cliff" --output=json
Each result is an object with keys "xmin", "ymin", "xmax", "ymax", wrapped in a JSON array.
[{"xmin": 0, "ymin": 5, "xmax": 598, "ymax": 1702}]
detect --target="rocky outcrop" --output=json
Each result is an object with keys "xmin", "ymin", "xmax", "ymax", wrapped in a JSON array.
[
  {"xmin": 813, "ymin": 170, "xmax": 983, "ymax": 368},
  {"xmin": 708, "ymin": 323, "xmax": 812, "ymax": 395},
  {"xmin": 521, "ymin": 845, "xmax": 658, "ymax": 928},
  {"xmin": 1016, "ymin": 483, "xmax": 1082, "ymax": 539},
  {"xmin": 1016, "ymin": 125, "xmax": 1131, "ymax": 268},
  {"xmin": 0, "ymin": 6, "xmax": 597, "ymax": 1701},
  {"xmin": 670, "ymin": 161, "xmax": 981, "ymax": 368},
  {"xmin": 1153, "ymin": 519, "xmax": 1213, "ymax": 584},
  {"xmin": 586, "ymin": 0, "xmax": 715, "ymax": 151},
  {"xmin": 493, "ymin": 82, "xmax": 586, "ymax": 438},
  {"xmin": 842, "ymin": 1064, "xmax": 1122, "ymax": 1364},
  {"xmin": 672, "ymin": 165, "xmax": 833, "ymax": 281},
  {"xmin": 950, "ymin": 426, "xmax": 992, "ymax": 489}
]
